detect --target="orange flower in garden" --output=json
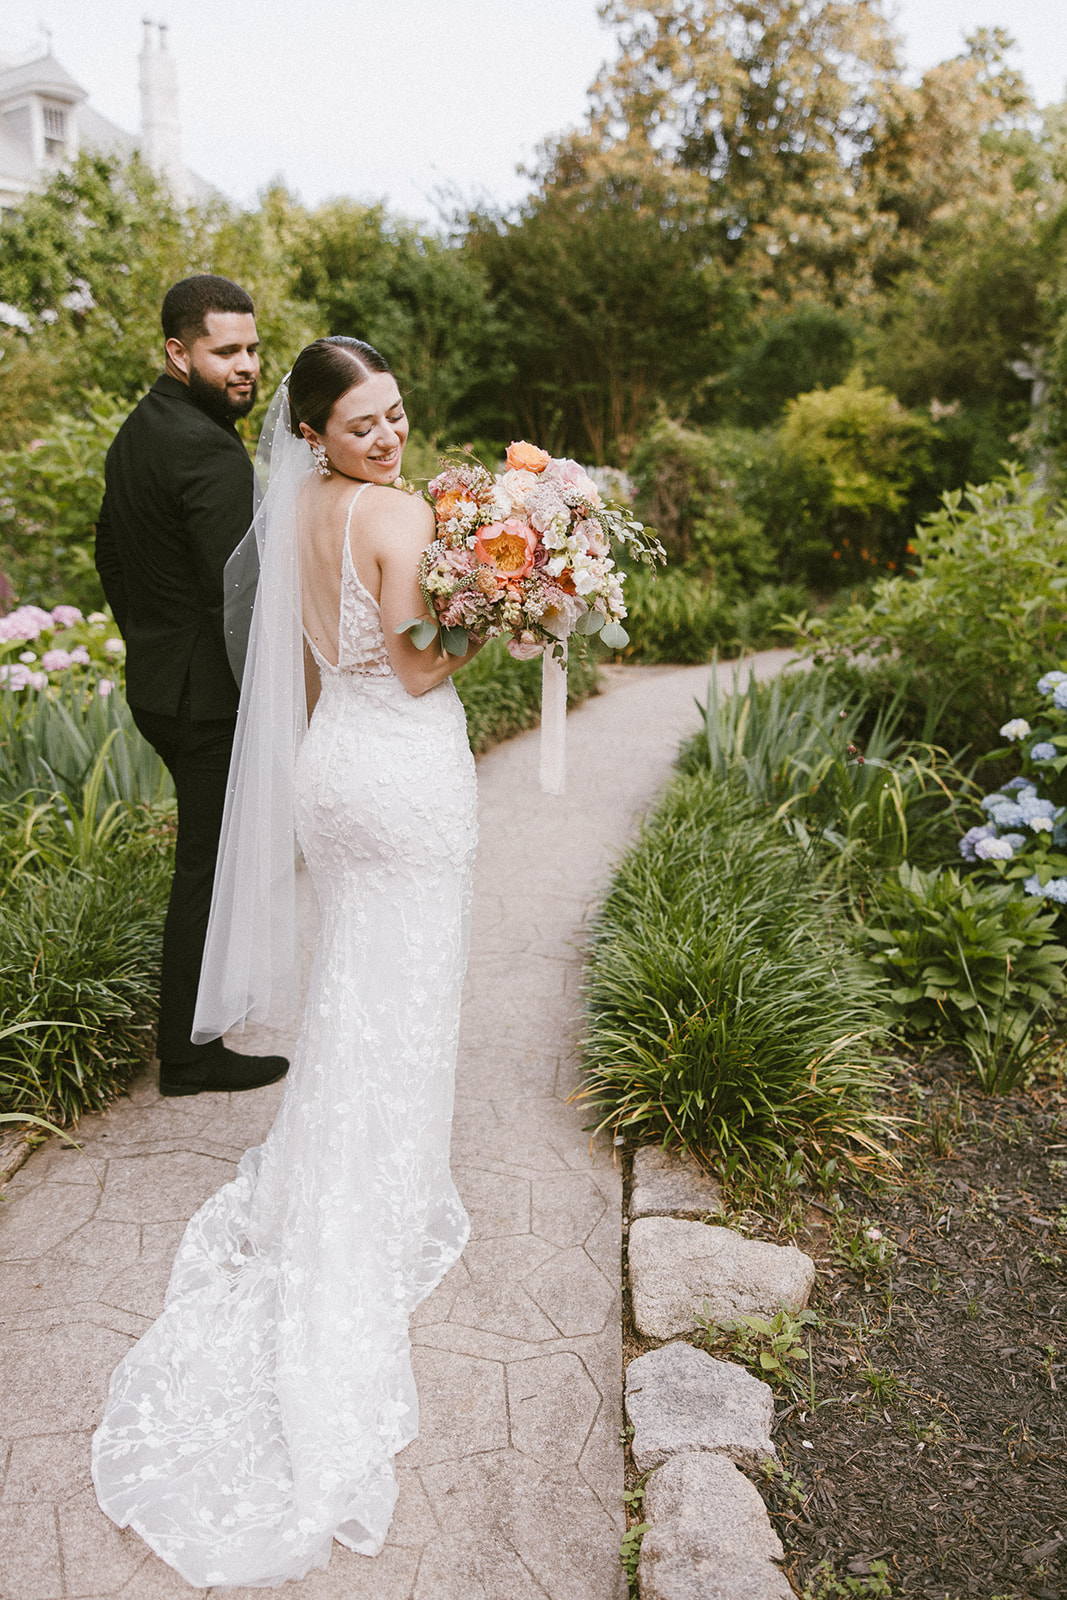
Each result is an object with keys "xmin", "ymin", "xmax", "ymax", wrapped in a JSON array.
[
  {"xmin": 474, "ymin": 519, "xmax": 538, "ymax": 579},
  {"xmin": 505, "ymin": 441, "xmax": 551, "ymax": 474}
]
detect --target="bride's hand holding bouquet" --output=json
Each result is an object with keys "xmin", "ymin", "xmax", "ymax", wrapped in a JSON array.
[{"xmin": 397, "ymin": 441, "xmax": 664, "ymax": 662}]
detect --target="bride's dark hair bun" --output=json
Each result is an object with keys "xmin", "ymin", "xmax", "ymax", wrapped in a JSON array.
[{"xmin": 288, "ymin": 336, "xmax": 392, "ymax": 436}]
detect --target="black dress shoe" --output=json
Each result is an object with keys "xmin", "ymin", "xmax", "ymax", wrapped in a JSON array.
[{"xmin": 159, "ymin": 1047, "xmax": 289, "ymax": 1097}]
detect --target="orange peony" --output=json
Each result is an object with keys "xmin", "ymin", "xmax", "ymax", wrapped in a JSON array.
[
  {"xmin": 435, "ymin": 486, "xmax": 475, "ymax": 520},
  {"xmin": 474, "ymin": 519, "xmax": 538, "ymax": 579},
  {"xmin": 505, "ymin": 440, "xmax": 551, "ymax": 475}
]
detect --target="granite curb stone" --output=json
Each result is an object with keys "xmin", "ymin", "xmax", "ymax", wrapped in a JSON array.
[
  {"xmin": 624, "ymin": 1341, "xmax": 776, "ymax": 1475},
  {"xmin": 638, "ymin": 1453, "xmax": 794, "ymax": 1600},
  {"xmin": 629, "ymin": 1147, "xmax": 724, "ymax": 1221},
  {"xmin": 628, "ymin": 1215, "xmax": 816, "ymax": 1339}
]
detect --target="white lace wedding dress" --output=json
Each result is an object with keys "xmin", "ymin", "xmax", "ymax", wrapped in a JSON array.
[{"xmin": 92, "ymin": 485, "xmax": 477, "ymax": 1588}]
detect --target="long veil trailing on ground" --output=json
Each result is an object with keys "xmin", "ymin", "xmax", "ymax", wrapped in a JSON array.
[{"xmin": 192, "ymin": 381, "xmax": 313, "ymax": 1044}]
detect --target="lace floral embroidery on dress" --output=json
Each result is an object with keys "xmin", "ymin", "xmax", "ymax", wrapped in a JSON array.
[{"xmin": 91, "ymin": 484, "xmax": 477, "ymax": 1590}]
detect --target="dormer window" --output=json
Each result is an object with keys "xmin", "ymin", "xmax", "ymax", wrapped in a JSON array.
[{"xmin": 42, "ymin": 102, "xmax": 67, "ymax": 157}]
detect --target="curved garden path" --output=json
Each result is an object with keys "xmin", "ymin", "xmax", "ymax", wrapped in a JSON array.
[{"xmin": 0, "ymin": 650, "xmax": 794, "ymax": 1600}]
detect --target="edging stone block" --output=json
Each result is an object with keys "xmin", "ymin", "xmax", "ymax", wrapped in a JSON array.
[
  {"xmin": 625, "ymin": 1341, "xmax": 776, "ymax": 1474},
  {"xmin": 629, "ymin": 1146, "xmax": 724, "ymax": 1221},
  {"xmin": 637, "ymin": 1453, "xmax": 794, "ymax": 1600},
  {"xmin": 629, "ymin": 1216, "xmax": 815, "ymax": 1340}
]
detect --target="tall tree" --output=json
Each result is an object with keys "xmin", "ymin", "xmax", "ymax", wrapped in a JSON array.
[{"xmin": 555, "ymin": 0, "xmax": 902, "ymax": 301}]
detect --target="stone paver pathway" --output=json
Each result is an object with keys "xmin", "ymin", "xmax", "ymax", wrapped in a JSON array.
[{"xmin": 0, "ymin": 652, "xmax": 793, "ymax": 1599}]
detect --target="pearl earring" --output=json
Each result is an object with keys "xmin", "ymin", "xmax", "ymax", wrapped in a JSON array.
[{"xmin": 311, "ymin": 441, "xmax": 331, "ymax": 478}]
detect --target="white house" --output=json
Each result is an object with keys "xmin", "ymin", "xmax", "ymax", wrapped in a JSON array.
[{"xmin": 0, "ymin": 21, "xmax": 213, "ymax": 213}]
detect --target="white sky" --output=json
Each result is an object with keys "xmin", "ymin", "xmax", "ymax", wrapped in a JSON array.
[{"xmin": 0, "ymin": 0, "xmax": 1064, "ymax": 222}]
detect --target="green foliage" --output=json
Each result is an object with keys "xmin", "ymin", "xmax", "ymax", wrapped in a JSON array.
[
  {"xmin": 698, "ymin": 1304, "xmax": 820, "ymax": 1397},
  {"xmin": 858, "ymin": 862, "xmax": 1067, "ymax": 1089},
  {"xmin": 679, "ymin": 667, "xmax": 969, "ymax": 890},
  {"xmin": 717, "ymin": 308, "xmax": 858, "ymax": 427},
  {"xmin": 0, "ymin": 392, "xmax": 130, "ymax": 610},
  {"xmin": 801, "ymin": 1557, "xmax": 893, "ymax": 1599},
  {"xmin": 768, "ymin": 378, "xmax": 938, "ymax": 584},
  {"xmin": 802, "ymin": 472, "xmax": 1067, "ymax": 751},
  {"xmin": 628, "ymin": 417, "xmax": 776, "ymax": 585},
  {"xmin": 452, "ymin": 637, "xmax": 599, "ymax": 756},
  {"xmin": 609, "ymin": 570, "xmax": 804, "ymax": 664},
  {"xmin": 466, "ymin": 179, "xmax": 741, "ymax": 462},
  {"xmin": 831, "ymin": 1216, "xmax": 899, "ymax": 1280},
  {"xmin": 580, "ymin": 773, "xmax": 889, "ymax": 1173},
  {"xmin": 0, "ymin": 673, "xmax": 171, "ymax": 810},
  {"xmin": 0, "ymin": 780, "xmax": 173, "ymax": 1121}
]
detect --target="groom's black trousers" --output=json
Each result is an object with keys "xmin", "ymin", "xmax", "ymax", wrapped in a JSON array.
[{"xmin": 131, "ymin": 705, "xmax": 237, "ymax": 1066}]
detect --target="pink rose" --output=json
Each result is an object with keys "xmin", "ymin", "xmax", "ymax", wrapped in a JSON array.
[{"xmin": 548, "ymin": 458, "xmax": 602, "ymax": 505}]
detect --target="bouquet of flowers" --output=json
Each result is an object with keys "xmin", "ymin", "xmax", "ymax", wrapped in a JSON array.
[{"xmin": 397, "ymin": 440, "xmax": 663, "ymax": 660}]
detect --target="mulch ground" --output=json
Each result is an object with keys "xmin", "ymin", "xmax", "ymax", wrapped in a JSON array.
[{"xmin": 621, "ymin": 1057, "xmax": 1067, "ymax": 1600}]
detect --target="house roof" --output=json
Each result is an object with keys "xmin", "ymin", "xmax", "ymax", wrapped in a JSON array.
[{"xmin": 0, "ymin": 52, "xmax": 86, "ymax": 107}]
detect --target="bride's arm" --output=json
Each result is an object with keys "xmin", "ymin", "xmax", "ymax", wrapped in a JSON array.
[{"xmin": 373, "ymin": 491, "xmax": 483, "ymax": 696}]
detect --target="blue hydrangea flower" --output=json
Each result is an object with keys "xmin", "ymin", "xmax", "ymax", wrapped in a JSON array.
[
  {"xmin": 959, "ymin": 823, "xmax": 995, "ymax": 861},
  {"xmin": 1037, "ymin": 671, "xmax": 1067, "ymax": 696},
  {"xmin": 1031, "ymin": 742, "xmax": 1057, "ymax": 762},
  {"xmin": 1054, "ymin": 682, "xmax": 1067, "ymax": 711},
  {"xmin": 1024, "ymin": 873, "xmax": 1067, "ymax": 904},
  {"xmin": 1000, "ymin": 833, "xmax": 1027, "ymax": 851},
  {"xmin": 1003, "ymin": 776, "xmax": 1036, "ymax": 791},
  {"xmin": 974, "ymin": 835, "xmax": 1015, "ymax": 860}
]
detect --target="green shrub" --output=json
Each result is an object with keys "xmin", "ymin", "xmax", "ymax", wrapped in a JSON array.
[
  {"xmin": 716, "ymin": 308, "xmax": 858, "ymax": 428},
  {"xmin": 0, "ymin": 790, "xmax": 173, "ymax": 1121},
  {"xmin": 580, "ymin": 774, "xmax": 888, "ymax": 1172},
  {"xmin": 858, "ymin": 862, "xmax": 1067, "ymax": 1091},
  {"xmin": 610, "ymin": 569, "xmax": 805, "ymax": 664},
  {"xmin": 628, "ymin": 417, "xmax": 776, "ymax": 588},
  {"xmin": 764, "ymin": 377, "xmax": 938, "ymax": 585},
  {"xmin": 453, "ymin": 635, "xmax": 599, "ymax": 755},
  {"xmin": 800, "ymin": 471, "xmax": 1067, "ymax": 752},
  {"xmin": 0, "ymin": 392, "xmax": 130, "ymax": 611},
  {"xmin": 0, "ymin": 675, "xmax": 170, "ymax": 810},
  {"xmin": 680, "ymin": 667, "xmax": 973, "ymax": 891}
]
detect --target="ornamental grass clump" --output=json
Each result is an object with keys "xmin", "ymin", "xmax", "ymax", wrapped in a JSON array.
[
  {"xmin": 579, "ymin": 775, "xmax": 889, "ymax": 1172},
  {"xmin": 0, "ymin": 757, "xmax": 173, "ymax": 1121}
]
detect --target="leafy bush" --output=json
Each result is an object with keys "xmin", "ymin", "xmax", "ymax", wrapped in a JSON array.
[
  {"xmin": 580, "ymin": 774, "xmax": 889, "ymax": 1173},
  {"xmin": 453, "ymin": 635, "xmax": 599, "ymax": 755},
  {"xmin": 765, "ymin": 377, "xmax": 938, "ymax": 585},
  {"xmin": 679, "ymin": 666, "xmax": 970, "ymax": 890},
  {"xmin": 858, "ymin": 862, "xmax": 1067, "ymax": 1091},
  {"xmin": 716, "ymin": 308, "xmax": 858, "ymax": 428},
  {"xmin": 0, "ymin": 776, "xmax": 174, "ymax": 1121},
  {"xmin": 801, "ymin": 471, "xmax": 1067, "ymax": 752},
  {"xmin": 0, "ymin": 393, "xmax": 130, "ymax": 611},
  {"xmin": 0, "ymin": 674, "xmax": 170, "ymax": 810},
  {"xmin": 610, "ymin": 569, "xmax": 805, "ymax": 664},
  {"xmin": 628, "ymin": 417, "xmax": 776, "ymax": 588}
]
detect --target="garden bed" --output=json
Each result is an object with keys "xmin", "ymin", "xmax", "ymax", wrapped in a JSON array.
[
  {"xmin": 772, "ymin": 1056, "xmax": 1067, "ymax": 1600},
  {"xmin": 620, "ymin": 1053, "xmax": 1067, "ymax": 1600}
]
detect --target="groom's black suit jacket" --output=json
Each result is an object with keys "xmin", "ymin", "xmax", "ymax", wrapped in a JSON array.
[{"xmin": 95, "ymin": 374, "xmax": 254, "ymax": 719}]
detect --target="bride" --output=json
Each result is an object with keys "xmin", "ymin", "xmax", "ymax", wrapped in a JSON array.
[{"xmin": 92, "ymin": 337, "xmax": 482, "ymax": 1588}]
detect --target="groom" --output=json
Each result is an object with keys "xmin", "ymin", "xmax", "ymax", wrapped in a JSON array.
[{"xmin": 95, "ymin": 274, "xmax": 288, "ymax": 1097}]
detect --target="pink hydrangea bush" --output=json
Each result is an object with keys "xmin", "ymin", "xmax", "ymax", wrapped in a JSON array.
[{"xmin": 0, "ymin": 601, "xmax": 121, "ymax": 698}]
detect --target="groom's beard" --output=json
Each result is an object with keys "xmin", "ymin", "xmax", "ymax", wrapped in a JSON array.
[{"xmin": 186, "ymin": 365, "xmax": 259, "ymax": 428}]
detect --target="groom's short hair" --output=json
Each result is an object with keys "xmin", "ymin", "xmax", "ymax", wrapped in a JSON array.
[{"xmin": 162, "ymin": 275, "xmax": 255, "ymax": 346}]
